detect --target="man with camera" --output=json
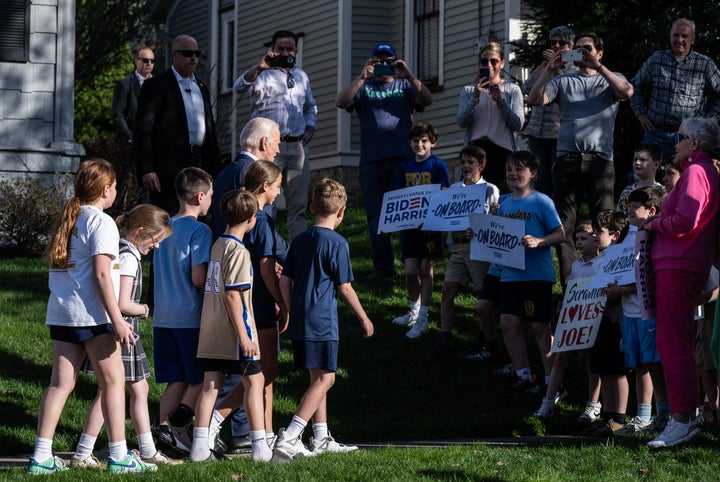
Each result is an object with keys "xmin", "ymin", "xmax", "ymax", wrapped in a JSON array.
[
  {"xmin": 335, "ymin": 43, "xmax": 432, "ymax": 280},
  {"xmin": 234, "ymin": 30, "xmax": 317, "ymax": 241},
  {"xmin": 527, "ymin": 31, "xmax": 633, "ymax": 287}
]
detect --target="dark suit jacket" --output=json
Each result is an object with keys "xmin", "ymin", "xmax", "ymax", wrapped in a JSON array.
[
  {"xmin": 210, "ymin": 152, "xmax": 256, "ymax": 238},
  {"xmin": 134, "ymin": 68, "xmax": 221, "ymax": 214},
  {"xmin": 112, "ymin": 72, "xmax": 140, "ymax": 143}
]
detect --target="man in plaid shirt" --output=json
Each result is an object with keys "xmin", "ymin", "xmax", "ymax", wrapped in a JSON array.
[{"xmin": 630, "ymin": 18, "xmax": 720, "ymax": 156}]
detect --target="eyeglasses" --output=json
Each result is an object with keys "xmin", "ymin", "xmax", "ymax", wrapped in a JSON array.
[
  {"xmin": 138, "ymin": 57, "xmax": 155, "ymax": 64},
  {"xmin": 174, "ymin": 49, "xmax": 201, "ymax": 58},
  {"xmin": 550, "ymin": 39, "xmax": 570, "ymax": 46},
  {"xmin": 286, "ymin": 71, "xmax": 295, "ymax": 89},
  {"xmin": 479, "ymin": 58, "xmax": 501, "ymax": 66},
  {"xmin": 676, "ymin": 132, "xmax": 690, "ymax": 143}
]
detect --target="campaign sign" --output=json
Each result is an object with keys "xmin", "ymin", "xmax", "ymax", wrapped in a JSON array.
[
  {"xmin": 469, "ymin": 213, "xmax": 525, "ymax": 270},
  {"xmin": 377, "ymin": 184, "xmax": 440, "ymax": 234},
  {"xmin": 635, "ymin": 230, "xmax": 656, "ymax": 320},
  {"xmin": 551, "ymin": 276, "xmax": 606, "ymax": 352},
  {"xmin": 589, "ymin": 232, "xmax": 637, "ymax": 289},
  {"xmin": 421, "ymin": 183, "xmax": 487, "ymax": 231}
]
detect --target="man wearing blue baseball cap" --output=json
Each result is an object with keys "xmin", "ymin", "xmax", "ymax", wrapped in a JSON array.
[{"xmin": 336, "ymin": 42, "xmax": 432, "ymax": 280}]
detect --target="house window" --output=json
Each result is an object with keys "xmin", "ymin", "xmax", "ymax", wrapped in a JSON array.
[
  {"xmin": 414, "ymin": 0, "xmax": 443, "ymax": 90},
  {"xmin": 220, "ymin": 10, "xmax": 235, "ymax": 93},
  {"xmin": 0, "ymin": 0, "xmax": 29, "ymax": 63}
]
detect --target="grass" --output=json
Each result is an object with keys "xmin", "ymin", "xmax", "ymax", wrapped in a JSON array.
[{"xmin": 2, "ymin": 207, "xmax": 720, "ymax": 481}]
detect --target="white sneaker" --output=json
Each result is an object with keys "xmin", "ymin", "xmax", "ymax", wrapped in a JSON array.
[
  {"xmin": 271, "ymin": 428, "xmax": 314, "ymax": 462},
  {"xmin": 405, "ymin": 316, "xmax": 429, "ymax": 338},
  {"xmin": 614, "ymin": 416, "xmax": 651, "ymax": 437},
  {"xmin": 553, "ymin": 388, "xmax": 569, "ymax": 405},
  {"xmin": 533, "ymin": 399, "xmax": 555, "ymax": 418},
  {"xmin": 310, "ymin": 433, "xmax": 358, "ymax": 454},
  {"xmin": 266, "ymin": 434, "xmax": 277, "ymax": 450},
  {"xmin": 393, "ymin": 310, "xmax": 418, "ymax": 326},
  {"xmin": 69, "ymin": 454, "xmax": 100, "ymax": 468},
  {"xmin": 647, "ymin": 417, "xmax": 701, "ymax": 448},
  {"xmin": 577, "ymin": 401, "xmax": 602, "ymax": 423},
  {"xmin": 208, "ymin": 415, "xmax": 223, "ymax": 452}
]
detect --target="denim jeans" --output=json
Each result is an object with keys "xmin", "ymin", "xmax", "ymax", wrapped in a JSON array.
[
  {"xmin": 553, "ymin": 152, "xmax": 614, "ymax": 286},
  {"xmin": 218, "ymin": 374, "xmax": 249, "ymax": 437},
  {"xmin": 641, "ymin": 128, "xmax": 678, "ymax": 159},
  {"xmin": 359, "ymin": 157, "xmax": 403, "ymax": 273},
  {"xmin": 527, "ymin": 136, "xmax": 557, "ymax": 197}
]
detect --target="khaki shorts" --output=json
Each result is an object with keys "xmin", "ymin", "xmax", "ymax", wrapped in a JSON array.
[{"xmin": 444, "ymin": 242, "xmax": 490, "ymax": 292}]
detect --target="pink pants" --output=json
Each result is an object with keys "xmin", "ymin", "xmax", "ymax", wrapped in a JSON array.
[{"xmin": 655, "ymin": 269, "xmax": 705, "ymax": 414}]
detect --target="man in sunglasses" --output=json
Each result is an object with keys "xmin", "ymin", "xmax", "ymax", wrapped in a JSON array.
[
  {"xmin": 112, "ymin": 47, "xmax": 154, "ymax": 145},
  {"xmin": 521, "ymin": 26, "xmax": 576, "ymax": 196},
  {"xmin": 630, "ymin": 18, "xmax": 720, "ymax": 157},
  {"xmin": 335, "ymin": 42, "xmax": 433, "ymax": 280},
  {"xmin": 527, "ymin": 31, "xmax": 634, "ymax": 288},
  {"xmin": 234, "ymin": 30, "xmax": 317, "ymax": 242},
  {"xmin": 135, "ymin": 34, "xmax": 220, "ymax": 215}
]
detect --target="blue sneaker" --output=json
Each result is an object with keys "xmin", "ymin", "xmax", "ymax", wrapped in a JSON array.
[
  {"xmin": 27, "ymin": 455, "xmax": 68, "ymax": 474},
  {"xmin": 107, "ymin": 450, "xmax": 158, "ymax": 473}
]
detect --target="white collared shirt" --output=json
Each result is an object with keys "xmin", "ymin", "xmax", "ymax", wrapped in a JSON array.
[{"xmin": 172, "ymin": 66, "xmax": 206, "ymax": 146}]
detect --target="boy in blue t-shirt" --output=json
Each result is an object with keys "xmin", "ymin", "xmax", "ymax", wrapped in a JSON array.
[
  {"xmin": 497, "ymin": 151, "xmax": 564, "ymax": 393},
  {"xmin": 272, "ymin": 178, "xmax": 374, "ymax": 461},
  {"xmin": 392, "ymin": 122, "xmax": 450, "ymax": 339},
  {"xmin": 151, "ymin": 168, "xmax": 213, "ymax": 454}
]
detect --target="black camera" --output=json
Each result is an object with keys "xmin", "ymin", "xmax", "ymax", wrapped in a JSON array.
[
  {"xmin": 269, "ymin": 55, "xmax": 295, "ymax": 68},
  {"xmin": 374, "ymin": 58, "xmax": 396, "ymax": 76}
]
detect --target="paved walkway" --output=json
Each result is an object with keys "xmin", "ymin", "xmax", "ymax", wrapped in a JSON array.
[{"xmin": 1, "ymin": 436, "xmax": 589, "ymax": 470}]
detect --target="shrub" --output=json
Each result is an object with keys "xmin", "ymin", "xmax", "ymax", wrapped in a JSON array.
[{"xmin": 0, "ymin": 175, "xmax": 70, "ymax": 256}]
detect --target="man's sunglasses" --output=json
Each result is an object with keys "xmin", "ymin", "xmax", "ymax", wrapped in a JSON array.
[
  {"xmin": 138, "ymin": 58, "xmax": 155, "ymax": 64},
  {"xmin": 174, "ymin": 50, "xmax": 201, "ymax": 58}
]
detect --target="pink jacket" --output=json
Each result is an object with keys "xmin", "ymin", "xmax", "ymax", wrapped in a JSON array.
[{"xmin": 651, "ymin": 150, "xmax": 720, "ymax": 274}]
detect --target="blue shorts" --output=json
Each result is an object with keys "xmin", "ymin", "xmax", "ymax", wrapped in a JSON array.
[
  {"xmin": 49, "ymin": 324, "xmax": 112, "ymax": 344},
  {"xmin": 153, "ymin": 327, "xmax": 204, "ymax": 385},
  {"xmin": 621, "ymin": 315, "xmax": 660, "ymax": 368},
  {"xmin": 292, "ymin": 340, "xmax": 338, "ymax": 371}
]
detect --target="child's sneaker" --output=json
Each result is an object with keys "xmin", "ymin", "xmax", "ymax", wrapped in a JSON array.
[
  {"xmin": 392, "ymin": 311, "xmax": 417, "ymax": 327},
  {"xmin": 643, "ymin": 415, "xmax": 668, "ymax": 435},
  {"xmin": 577, "ymin": 401, "xmax": 602, "ymax": 423},
  {"xmin": 310, "ymin": 433, "xmax": 358, "ymax": 454},
  {"xmin": 107, "ymin": 450, "xmax": 158, "ymax": 473},
  {"xmin": 590, "ymin": 419, "xmax": 626, "ymax": 437},
  {"xmin": 27, "ymin": 455, "xmax": 68, "ymax": 474},
  {"xmin": 492, "ymin": 363, "xmax": 515, "ymax": 378},
  {"xmin": 69, "ymin": 454, "xmax": 101, "ymax": 468},
  {"xmin": 208, "ymin": 417, "xmax": 225, "ymax": 453},
  {"xmin": 647, "ymin": 417, "xmax": 701, "ymax": 448},
  {"xmin": 405, "ymin": 315, "xmax": 429, "ymax": 338},
  {"xmin": 153, "ymin": 421, "xmax": 193, "ymax": 454},
  {"xmin": 141, "ymin": 450, "xmax": 183, "ymax": 465},
  {"xmin": 271, "ymin": 428, "xmax": 314, "ymax": 462},
  {"xmin": 614, "ymin": 416, "xmax": 651, "ymax": 437},
  {"xmin": 533, "ymin": 398, "xmax": 555, "ymax": 418},
  {"xmin": 459, "ymin": 344, "xmax": 502, "ymax": 362},
  {"xmin": 504, "ymin": 375, "xmax": 540, "ymax": 394},
  {"xmin": 553, "ymin": 388, "xmax": 569, "ymax": 404}
]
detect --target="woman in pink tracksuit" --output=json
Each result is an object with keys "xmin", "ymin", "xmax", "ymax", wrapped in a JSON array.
[{"xmin": 641, "ymin": 117, "xmax": 720, "ymax": 448}]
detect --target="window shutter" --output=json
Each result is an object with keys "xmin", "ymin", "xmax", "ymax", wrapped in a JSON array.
[{"xmin": 0, "ymin": 0, "xmax": 30, "ymax": 63}]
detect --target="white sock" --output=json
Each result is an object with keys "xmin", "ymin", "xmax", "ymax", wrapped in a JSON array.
[
  {"xmin": 515, "ymin": 366, "xmax": 532, "ymax": 382},
  {"xmin": 108, "ymin": 440, "xmax": 128, "ymax": 461},
  {"xmin": 266, "ymin": 432, "xmax": 275, "ymax": 443},
  {"xmin": 33, "ymin": 437, "xmax": 53, "ymax": 462},
  {"xmin": 312, "ymin": 422, "xmax": 328, "ymax": 442},
  {"xmin": 410, "ymin": 298, "xmax": 421, "ymax": 314},
  {"xmin": 418, "ymin": 306, "xmax": 430, "ymax": 318},
  {"xmin": 211, "ymin": 409, "xmax": 226, "ymax": 427},
  {"xmin": 74, "ymin": 433, "xmax": 96, "ymax": 459},
  {"xmin": 250, "ymin": 429, "xmax": 272, "ymax": 460},
  {"xmin": 137, "ymin": 432, "xmax": 157, "ymax": 459},
  {"xmin": 190, "ymin": 427, "xmax": 210, "ymax": 461},
  {"xmin": 284, "ymin": 415, "xmax": 307, "ymax": 439}
]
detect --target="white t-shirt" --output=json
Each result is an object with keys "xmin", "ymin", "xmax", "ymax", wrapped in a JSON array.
[{"xmin": 46, "ymin": 205, "xmax": 120, "ymax": 327}]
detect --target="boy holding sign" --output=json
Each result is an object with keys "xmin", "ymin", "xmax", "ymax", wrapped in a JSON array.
[
  {"xmin": 496, "ymin": 151, "xmax": 564, "ymax": 393},
  {"xmin": 392, "ymin": 122, "xmax": 450, "ymax": 339},
  {"xmin": 611, "ymin": 187, "xmax": 669, "ymax": 437}
]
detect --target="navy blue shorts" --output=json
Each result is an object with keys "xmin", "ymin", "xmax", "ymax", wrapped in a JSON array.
[
  {"xmin": 292, "ymin": 340, "xmax": 338, "ymax": 371},
  {"xmin": 400, "ymin": 229, "xmax": 443, "ymax": 260},
  {"xmin": 499, "ymin": 280, "xmax": 553, "ymax": 323},
  {"xmin": 477, "ymin": 273, "xmax": 500, "ymax": 303},
  {"xmin": 153, "ymin": 327, "xmax": 205, "ymax": 384},
  {"xmin": 49, "ymin": 324, "xmax": 112, "ymax": 344},
  {"xmin": 201, "ymin": 358, "xmax": 262, "ymax": 376}
]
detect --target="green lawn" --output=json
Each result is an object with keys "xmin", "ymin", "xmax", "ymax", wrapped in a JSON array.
[{"xmin": 2, "ymin": 207, "xmax": 720, "ymax": 481}]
